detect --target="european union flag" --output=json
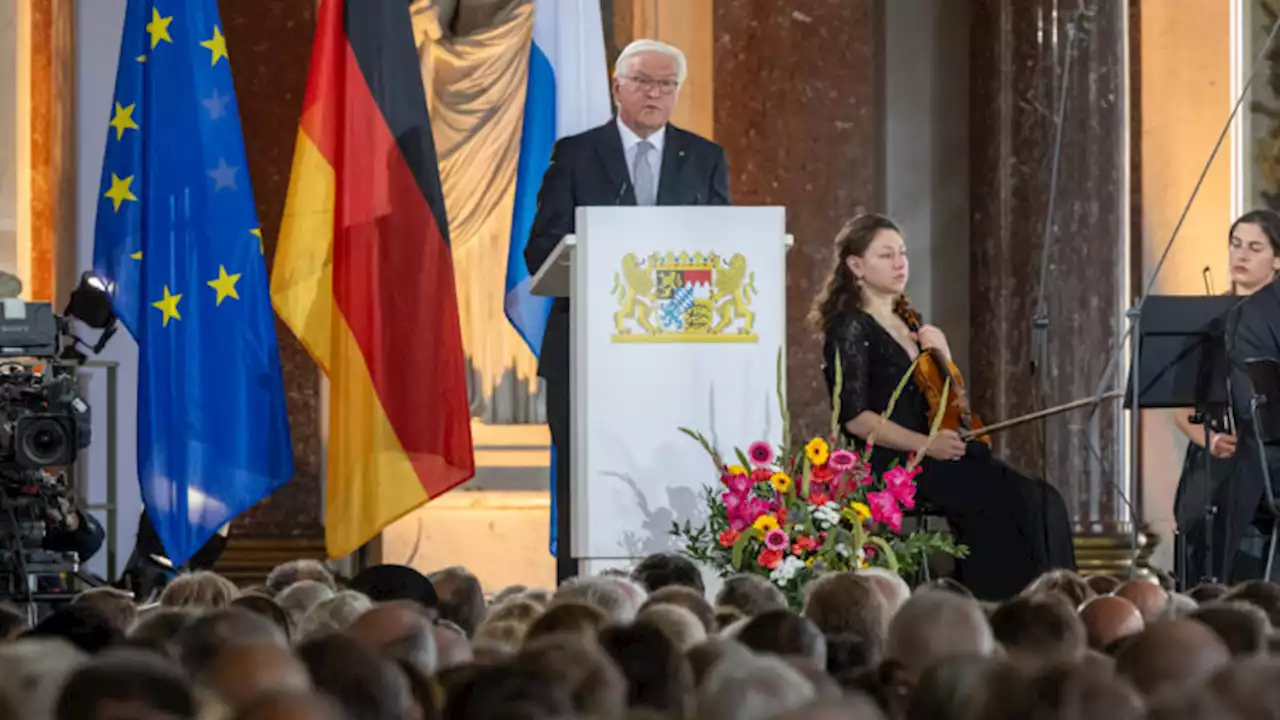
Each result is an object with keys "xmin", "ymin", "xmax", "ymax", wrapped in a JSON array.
[{"xmin": 92, "ymin": 0, "xmax": 293, "ymax": 566}]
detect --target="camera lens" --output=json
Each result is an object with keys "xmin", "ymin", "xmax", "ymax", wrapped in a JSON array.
[{"xmin": 18, "ymin": 417, "xmax": 69, "ymax": 467}]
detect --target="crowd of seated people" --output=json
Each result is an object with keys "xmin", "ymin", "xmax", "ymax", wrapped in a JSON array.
[{"xmin": 0, "ymin": 552, "xmax": 1277, "ymax": 719}]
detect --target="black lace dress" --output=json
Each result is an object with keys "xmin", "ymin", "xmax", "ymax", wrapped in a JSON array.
[{"xmin": 823, "ymin": 310, "xmax": 1077, "ymax": 600}]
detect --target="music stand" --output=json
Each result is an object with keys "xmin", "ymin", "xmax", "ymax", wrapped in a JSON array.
[
  {"xmin": 1246, "ymin": 357, "xmax": 1280, "ymax": 580},
  {"xmin": 1124, "ymin": 295, "xmax": 1238, "ymax": 586}
]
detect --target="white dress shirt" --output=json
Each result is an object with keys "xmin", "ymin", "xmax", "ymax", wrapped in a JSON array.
[{"xmin": 617, "ymin": 116, "xmax": 665, "ymax": 196}]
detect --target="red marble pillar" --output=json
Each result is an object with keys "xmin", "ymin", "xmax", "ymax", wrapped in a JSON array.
[
  {"xmin": 969, "ymin": 0, "xmax": 1128, "ymax": 526},
  {"xmin": 713, "ymin": 0, "xmax": 883, "ymax": 441},
  {"xmin": 220, "ymin": 0, "xmax": 324, "ymax": 543}
]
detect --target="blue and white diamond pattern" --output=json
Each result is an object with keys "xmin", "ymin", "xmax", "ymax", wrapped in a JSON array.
[{"xmin": 660, "ymin": 285, "xmax": 696, "ymax": 331}]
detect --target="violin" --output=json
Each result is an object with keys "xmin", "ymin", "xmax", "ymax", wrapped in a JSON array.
[{"xmin": 896, "ymin": 304, "xmax": 990, "ymax": 445}]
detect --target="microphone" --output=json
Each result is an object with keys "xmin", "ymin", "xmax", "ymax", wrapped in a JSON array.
[{"xmin": 1204, "ymin": 266, "xmax": 1215, "ymax": 295}]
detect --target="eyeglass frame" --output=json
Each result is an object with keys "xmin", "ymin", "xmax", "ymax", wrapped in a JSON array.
[{"xmin": 618, "ymin": 75, "xmax": 681, "ymax": 95}]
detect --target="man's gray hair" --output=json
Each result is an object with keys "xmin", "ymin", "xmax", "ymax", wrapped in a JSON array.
[
  {"xmin": 277, "ymin": 580, "xmax": 336, "ymax": 624},
  {"xmin": 697, "ymin": 653, "xmax": 815, "ymax": 720},
  {"xmin": 0, "ymin": 639, "xmax": 87, "ymax": 718},
  {"xmin": 382, "ymin": 621, "xmax": 438, "ymax": 677},
  {"xmin": 296, "ymin": 590, "xmax": 374, "ymax": 641},
  {"xmin": 858, "ymin": 566, "xmax": 912, "ymax": 615},
  {"xmin": 551, "ymin": 575, "xmax": 646, "ymax": 622},
  {"xmin": 614, "ymin": 38, "xmax": 688, "ymax": 85},
  {"xmin": 886, "ymin": 589, "xmax": 994, "ymax": 679}
]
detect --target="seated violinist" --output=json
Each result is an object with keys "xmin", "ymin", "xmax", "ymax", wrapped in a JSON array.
[{"xmin": 813, "ymin": 213, "xmax": 1077, "ymax": 601}]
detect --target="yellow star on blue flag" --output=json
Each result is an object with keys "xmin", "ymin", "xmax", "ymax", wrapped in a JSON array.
[{"xmin": 91, "ymin": 0, "xmax": 293, "ymax": 567}]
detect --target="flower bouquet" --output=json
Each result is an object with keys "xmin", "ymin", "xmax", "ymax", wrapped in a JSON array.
[{"xmin": 671, "ymin": 353, "xmax": 967, "ymax": 607}]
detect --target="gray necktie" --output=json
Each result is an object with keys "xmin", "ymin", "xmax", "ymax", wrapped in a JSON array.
[{"xmin": 634, "ymin": 140, "xmax": 656, "ymax": 206}]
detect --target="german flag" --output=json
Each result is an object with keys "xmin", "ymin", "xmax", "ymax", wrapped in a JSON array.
[{"xmin": 272, "ymin": 0, "xmax": 474, "ymax": 559}]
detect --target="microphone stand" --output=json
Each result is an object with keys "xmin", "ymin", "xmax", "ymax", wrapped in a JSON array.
[{"xmin": 1081, "ymin": 13, "xmax": 1280, "ymax": 581}]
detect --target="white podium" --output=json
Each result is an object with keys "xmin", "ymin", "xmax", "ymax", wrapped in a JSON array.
[{"xmin": 532, "ymin": 206, "xmax": 788, "ymax": 576}]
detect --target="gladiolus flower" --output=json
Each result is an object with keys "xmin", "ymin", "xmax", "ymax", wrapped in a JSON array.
[
  {"xmin": 867, "ymin": 491, "xmax": 903, "ymax": 533},
  {"xmin": 748, "ymin": 441, "xmax": 775, "ymax": 466},
  {"xmin": 726, "ymin": 473, "xmax": 753, "ymax": 494},
  {"xmin": 883, "ymin": 466, "xmax": 920, "ymax": 510},
  {"xmin": 764, "ymin": 528, "xmax": 789, "ymax": 551},
  {"xmin": 805, "ymin": 437, "xmax": 830, "ymax": 466},
  {"xmin": 769, "ymin": 472, "xmax": 792, "ymax": 493}
]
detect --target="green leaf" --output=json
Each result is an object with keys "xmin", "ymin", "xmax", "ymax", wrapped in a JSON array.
[
  {"xmin": 731, "ymin": 528, "xmax": 763, "ymax": 569},
  {"xmin": 867, "ymin": 535, "xmax": 899, "ymax": 573},
  {"xmin": 868, "ymin": 353, "xmax": 923, "ymax": 449},
  {"xmin": 735, "ymin": 448, "xmax": 754, "ymax": 474},
  {"xmin": 678, "ymin": 427, "xmax": 725, "ymax": 472},
  {"xmin": 776, "ymin": 347, "xmax": 791, "ymax": 460},
  {"xmin": 800, "ymin": 457, "xmax": 812, "ymax": 499},
  {"xmin": 830, "ymin": 350, "xmax": 843, "ymax": 439}
]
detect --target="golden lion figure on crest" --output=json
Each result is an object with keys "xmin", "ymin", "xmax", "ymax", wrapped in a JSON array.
[
  {"xmin": 712, "ymin": 253, "xmax": 756, "ymax": 334},
  {"xmin": 611, "ymin": 253, "xmax": 657, "ymax": 334}
]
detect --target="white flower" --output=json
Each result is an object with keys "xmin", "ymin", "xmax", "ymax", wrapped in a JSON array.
[
  {"xmin": 769, "ymin": 555, "xmax": 806, "ymax": 585},
  {"xmin": 813, "ymin": 505, "xmax": 840, "ymax": 529},
  {"xmin": 835, "ymin": 543, "xmax": 851, "ymax": 558}
]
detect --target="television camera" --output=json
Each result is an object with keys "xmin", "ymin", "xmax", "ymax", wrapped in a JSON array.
[{"xmin": 0, "ymin": 273, "xmax": 117, "ymax": 618}]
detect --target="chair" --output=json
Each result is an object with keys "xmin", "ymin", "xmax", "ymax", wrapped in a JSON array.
[{"xmin": 900, "ymin": 502, "xmax": 950, "ymax": 584}]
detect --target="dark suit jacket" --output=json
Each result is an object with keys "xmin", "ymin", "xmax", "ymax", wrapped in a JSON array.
[
  {"xmin": 1220, "ymin": 278, "xmax": 1280, "ymax": 579},
  {"xmin": 523, "ymin": 120, "xmax": 731, "ymax": 381}
]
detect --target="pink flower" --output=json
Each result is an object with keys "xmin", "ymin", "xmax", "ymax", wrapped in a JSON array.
[
  {"xmin": 741, "ymin": 497, "xmax": 773, "ymax": 525},
  {"xmin": 764, "ymin": 528, "xmax": 789, "ymax": 551},
  {"xmin": 721, "ymin": 491, "xmax": 746, "ymax": 514},
  {"xmin": 748, "ymin": 441, "xmax": 775, "ymax": 467},
  {"xmin": 867, "ymin": 490, "xmax": 903, "ymax": 533},
  {"xmin": 726, "ymin": 474, "xmax": 752, "ymax": 494},
  {"xmin": 883, "ymin": 466, "xmax": 919, "ymax": 510},
  {"xmin": 829, "ymin": 449, "xmax": 858, "ymax": 472}
]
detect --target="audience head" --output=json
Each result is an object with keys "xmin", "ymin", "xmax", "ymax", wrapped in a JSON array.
[
  {"xmin": 484, "ymin": 597, "xmax": 544, "ymax": 628},
  {"xmin": 471, "ymin": 620, "xmax": 526, "ymax": 660},
  {"xmin": 429, "ymin": 565, "xmax": 487, "ymax": 637},
  {"xmin": 698, "ymin": 652, "xmax": 816, "ymax": 720},
  {"xmin": 125, "ymin": 606, "xmax": 196, "ymax": 657},
  {"xmin": 295, "ymin": 589, "xmax": 373, "ymax": 641},
  {"xmin": 200, "ymin": 642, "xmax": 311, "ymax": 710},
  {"xmin": 923, "ymin": 577, "xmax": 973, "ymax": 598},
  {"xmin": 443, "ymin": 657, "xmax": 575, "ymax": 720},
  {"xmin": 1115, "ymin": 579, "xmax": 1169, "ymax": 623},
  {"xmin": 1023, "ymin": 569, "xmax": 1096, "ymax": 609},
  {"xmin": 230, "ymin": 593, "xmax": 292, "ymax": 641},
  {"xmin": 433, "ymin": 618, "xmax": 474, "ymax": 669},
  {"xmin": 1114, "ymin": 618, "xmax": 1231, "ymax": 698},
  {"xmin": 551, "ymin": 575, "xmax": 644, "ymax": 622},
  {"xmin": 631, "ymin": 552, "xmax": 706, "ymax": 594},
  {"xmin": 274, "ymin": 580, "xmax": 334, "ymax": 625},
  {"xmin": 714, "ymin": 573, "xmax": 788, "ymax": 618},
  {"xmin": 686, "ymin": 637, "xmax": 751, "ymax": 686},
  {"xmin": 641, "ymin": 584, "xmax": 716, "ymax": 632},
  {"xmin": 233, "ymin": 691, "xmax": 346, "ymax": 720},
  {"xmin": 1200, "ymin": 654, "xmax": 1280, "ymax": 718},
  {"xmin": 1187, "ymin": 583, "xmax": 1227, "ymax": 605},
  {"xmin": 1222, "ymin": 580, "xmax": 1280, "ymax": 627},
  {"xmin": 159, "ymin": 571, "xmax": 240, "ymax": 611},
  {"xmin": 298, "ymin": 632, "xmax": 417, "ymax": 720},
  {"xmin": 172, "ymin": 607, "xmax": 287, "ymax": 678},
  {"xmin": 993, "ymin": 660, "xmax": 1144, "ymax": 720},
  {"xmin": 523, "ymin": 600, "xmax": 609, "ymax": 645},
  {"xmin": 989, "ymin": 593, "xmax": 1086, "ymax": 663},
  {"xmin": 637, "ymin": 603, "xmax": 707, "ymax": 651},
  {"xmin": 1078, "ymin": 595, "xmax": 1145, "ymax": 650},
  {"xmin": 71, "ymin": 588, "xmax": 138, "ymax": 634},
  {"xmin": 736, "ymin": 609, "xmax": 827, "ymax": 667},
  {"xmin": 349, "ymin": 564, "xmax": 439, "ymax": 613},
  {"xmin": 25, "ymin": 603, "xmax": 123, "ymax": 654},
  {"xmin": 886, "ymin": 590, "xmax": 994, "ymax": 681},
  {"xmin": 803, "ymin": 571, "xmax": 889, "ymax": 658},
  {"xmin": 1188, "ymin": 601, "xmax": 1271, "ymax": 656},
  {"xmin": 516, "ymin": 634, "xmax": 628, "ymax": 719},
  {"xmin": 907, "ymin": 655, "xmax": 1019, "ymax": 720},
  {"xmin": 0, "ymin": 639, "xmax": 87, "ymax": 719},
  {"xmin": 857, "ymin": 566, "xmax": 912, "ymax": 615},
  {"xmin": 55, "ymin": 649, "xmax": 194, "ymax": 720},
  {"xmin": 264, "ymin": 559, "xmax": 336, "ymax": 595},
  {"xmin": 599, "ymin": 620, "xmax": 695, "ymax": 718}
]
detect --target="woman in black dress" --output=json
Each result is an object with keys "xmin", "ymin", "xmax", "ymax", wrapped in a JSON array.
[
  {"xmin": 811, "ymin": 213, "xmax": 1076, "ymax": 600},
  {"xmin": 1173, "ymin": 210, "xmax": 1280, "ymax": 583}
]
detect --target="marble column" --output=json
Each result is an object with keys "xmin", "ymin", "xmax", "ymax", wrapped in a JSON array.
[
  {"xmin": 219, "ymin": 1, "xmax": 324, "ymax": 543},
  {"xmin": 969, "ymin": 0, "xmax": 1128, "ymax": 527},
  {"xmin": 714, "ymin": 0, "xmax": 882, "ymax": 441}
]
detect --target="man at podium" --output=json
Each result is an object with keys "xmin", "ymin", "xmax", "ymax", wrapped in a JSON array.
[{"xmin": 525, "ymin": 38, "xmax": 731, "ymax": 582}]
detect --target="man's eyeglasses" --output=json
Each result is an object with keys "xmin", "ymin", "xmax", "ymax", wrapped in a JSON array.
[{"xmin": 622, "ymin": 75, "xmax": 680, "ymax": 95}]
